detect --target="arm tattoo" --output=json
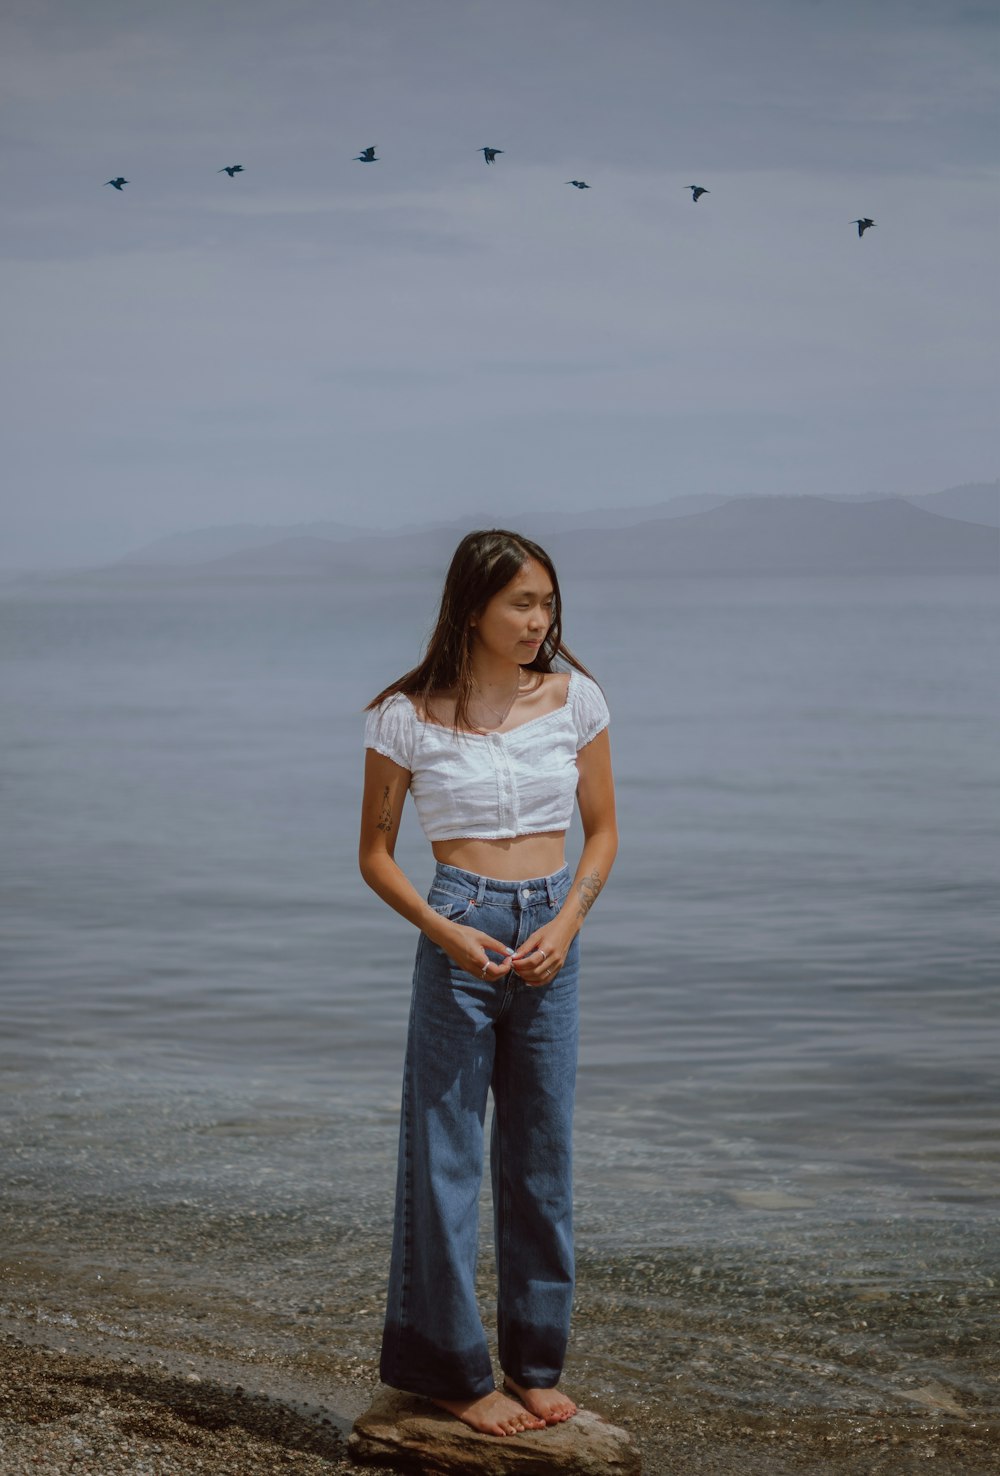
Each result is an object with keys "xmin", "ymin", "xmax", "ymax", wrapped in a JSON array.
[
  {"xmin": 576, "ymin": 868, "xmax": 602, "ymax": 921},
  {"xmin": 376, "ymin": 786, "xmax": 394, "ymax": 834}
]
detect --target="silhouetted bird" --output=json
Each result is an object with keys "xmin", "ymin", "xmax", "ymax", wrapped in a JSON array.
[
  {"xmin": 852, "ymin": 218, "xmax": 876, "ymax": 237},
  {"xmin": 105, "ymin": 177, "xmax": 128, "ymax": 190},
  {"xmin": 218, "ymin": 165, "xmax": 244, "ymax": 177},
  {"xmin": 567, "ymin": 180, "xmax": 590, "ymax": 189},
  {"xmin": 355, "ymin": 146, "xmax": 378, "ymax": 163},
  {"xmin": 687, "ymin": 185, "xmax": 709, "ymax": 202},
  {"xmin": 480, "ymin": 147, "xmax": 503, "ymax": 164}
]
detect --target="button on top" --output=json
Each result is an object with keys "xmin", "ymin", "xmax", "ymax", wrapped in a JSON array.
[{"xmin": 521, "ymin": 888, "xmax": 531, "ymax": 899}]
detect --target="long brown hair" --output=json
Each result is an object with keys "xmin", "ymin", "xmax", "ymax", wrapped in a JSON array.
[{"xmin": 366, "ymin": 528, "xmax": 594, "ymax": 733}]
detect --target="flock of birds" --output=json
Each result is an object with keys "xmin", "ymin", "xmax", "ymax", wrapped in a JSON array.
[{"xmin": 104, "ymin": 150, "xmax": 878, "ymax": 237}]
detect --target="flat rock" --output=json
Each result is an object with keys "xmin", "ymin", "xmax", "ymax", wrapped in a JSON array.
[{"xmin": 349, "ymin": 1386, "xmax": 641, "ymax": 1474}]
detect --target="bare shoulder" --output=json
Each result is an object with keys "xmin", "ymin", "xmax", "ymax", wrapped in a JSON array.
[
  {"xmin": 536, "ymin": 670, "xmax": 571, "ymax": 701},
  {"xmin": 414, "ymin": 689, "xmax": 454, "ymax": 727},
  {"xmin": 501, "ymin": 669, "xmax": 566, "ymax": 725}
]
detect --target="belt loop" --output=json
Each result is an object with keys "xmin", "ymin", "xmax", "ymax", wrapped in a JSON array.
[
  {"xmin": 545, "ymin": 873, "xmax": 557, "ymax": 907},
  {"xmin": 475, "ymin": 875, "xmax": 488, "ymax": 906}
]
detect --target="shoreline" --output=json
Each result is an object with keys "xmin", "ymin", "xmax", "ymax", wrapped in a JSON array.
[
  {"xmin": 3, "ymin": 1079, "xmax": 999, "ymax": 1475},
  {"xmin": 3, "ymin": 1307, "xmax": 998, "ymax": 1476}
]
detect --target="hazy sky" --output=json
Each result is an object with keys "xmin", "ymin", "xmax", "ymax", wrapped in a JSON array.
[{"xmin": 3, "ymin": 0, "xmax": 998, "ymax": 567}]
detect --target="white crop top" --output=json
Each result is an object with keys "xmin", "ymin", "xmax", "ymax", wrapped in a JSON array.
[{"xmin": 364, "ymin": 669, "xmax": 610, "ymax": 842}]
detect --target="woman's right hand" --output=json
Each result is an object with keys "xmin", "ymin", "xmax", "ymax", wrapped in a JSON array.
[{"xmin": 435, "ymin": 921, "xmax": 515, "ymax": 982}]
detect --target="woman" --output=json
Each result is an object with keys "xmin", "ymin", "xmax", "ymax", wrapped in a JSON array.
[{"xmin": 359, "ymin": 529, "xmax": 617, "ymax": 1439}]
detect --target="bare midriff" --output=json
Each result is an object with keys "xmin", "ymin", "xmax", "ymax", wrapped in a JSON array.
[{"xmin": 432, "ymin": 830, "xmax": 567, "ymax": 881}]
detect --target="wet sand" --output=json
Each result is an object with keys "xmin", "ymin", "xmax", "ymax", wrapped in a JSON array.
[
  {"xmin": 3, "ymin": 1271, "xmax": 998, "ymax": 1476},
  {"xmin": 3, "ymin": 1337, "xmax": 997, "ymax": 1476}
]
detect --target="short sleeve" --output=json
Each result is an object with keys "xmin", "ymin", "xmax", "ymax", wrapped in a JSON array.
[
  {"xmin": 571, "ymin": 673, "xmax": 610, "ymax": 751},
  {"xmin": 364, "ymin": 692, "xmax": 416, "ymax": 771}
]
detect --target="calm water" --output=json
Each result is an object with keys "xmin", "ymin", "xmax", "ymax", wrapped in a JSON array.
[{"xmin": 2, "ymin": 568, "xmax": 998, "ymax": 1441}]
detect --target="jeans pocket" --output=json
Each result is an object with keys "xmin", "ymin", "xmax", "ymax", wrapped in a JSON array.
[{"xmin": 428, "ymin": 894, "xmax": 476, "ymax": 925}]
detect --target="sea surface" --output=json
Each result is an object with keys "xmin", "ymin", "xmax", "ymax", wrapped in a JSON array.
[{"xmin": 2, "ymin": 568, "xmax": 998, "ymax": 1459}]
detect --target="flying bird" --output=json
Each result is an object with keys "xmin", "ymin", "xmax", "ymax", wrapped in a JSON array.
[
  {"xmin": 480, "ymin": 147, "xmax": 503, "ymax": 164},
  {"xmin": 105, "ymin": 177, "xmax": 128, "ymax": 190},
  {"xmin": 687, "ymin": 185, "xmax": 709, "ymax": 202},
  {"xmin": 355, "ymin": 146, "xmax": 378, "ymax": 163},
  {"xmin": 852, "ymin": 217, "xmax": 876, "ymax": 237},
  {"xmin": 218, "ymin": 164, "xmax": 244, "ymax": 177},
  {"xmin": 567, "ymin": 180, "xmax": 590, "ymax": 189}
]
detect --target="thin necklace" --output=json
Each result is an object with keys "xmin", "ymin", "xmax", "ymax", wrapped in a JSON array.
[{"xmin": 472, "ymin": 668, "xmax": 525, "ymax": 726}]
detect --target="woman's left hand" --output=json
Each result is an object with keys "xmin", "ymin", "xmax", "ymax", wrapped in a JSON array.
[{"xmin": 510, "ymin": 922, "xmax": 575, "ymax": 987}]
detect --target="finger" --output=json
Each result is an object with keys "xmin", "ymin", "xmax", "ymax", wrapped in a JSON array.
[
  {"xmin": 523, "ymin": 968, "xmax": 559, "ymax": 988},
  {"xmin": 477, "ymin": 932, "xmax": 516, "ymax": 959},
  {"xmin": 531, "ymin": 953, "xmax": 560, "ymax": 979},
  {"xmin": 510, "ymin": 939, "xmax": 543, "ymax": 965},
  {"xmin": 512, "ymin": 961, "xmax": 547, "ymax": 982},
  {"xmin": 477, "ymin": 937, "xmax": 515, "ymax": 976},
  {"xmin": 512, "ymin": 950, "xmax": 553, "ymax": 977}
]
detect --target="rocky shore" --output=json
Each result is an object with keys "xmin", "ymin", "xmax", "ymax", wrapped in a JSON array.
[
  {"xmin": 4, "ymin": 1321, "xmax": 999, "ymax": 1476},
  {"xmin": 0, "ymin": 1331, "xmax": 379, "ymax": 1476}
]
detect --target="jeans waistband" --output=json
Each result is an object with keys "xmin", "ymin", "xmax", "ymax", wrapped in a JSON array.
[{"xmin": 430, "ymin": 861, "xmax": 570, "ymax": 908}]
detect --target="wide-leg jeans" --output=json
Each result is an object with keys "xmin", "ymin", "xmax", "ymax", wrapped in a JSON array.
[{"xmin": 380, "ymin": 862, "xmax": 580, "ymax": 1400}]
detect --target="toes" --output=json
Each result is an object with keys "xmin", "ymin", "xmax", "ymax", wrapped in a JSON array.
[
  {"xmin": 508, "ymin": 1416, "xmax": 541, "ymax": 1434},
  {"xmin": 543, "ymin": 1400, "xmax": 576, "ymax": 1424}
]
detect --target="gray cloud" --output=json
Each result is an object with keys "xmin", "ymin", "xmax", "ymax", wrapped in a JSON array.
[{"xmin": 2, "ymin": 0, "xmax": 998, "ymax": 566}]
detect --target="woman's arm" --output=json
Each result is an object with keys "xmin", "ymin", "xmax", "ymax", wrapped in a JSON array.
[
  {"xmin": 358, "ymin": 748, "xmax": 439, "ymax": 934},
  {"xmin": 565, "ymin": 726, "xmax": 620, "ymax": 930},
  {"xmin": 511, "ymin": 727, "xmax": 618, "ymax": 984},
  {"xmin": 359, "ymin": 748, "xmax": 515, "ymax": 979}
]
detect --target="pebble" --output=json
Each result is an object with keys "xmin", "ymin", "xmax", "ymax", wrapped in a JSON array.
[{"xmin": 0, "ymin": 1338, "xmax": 372, "ymax": 1476}]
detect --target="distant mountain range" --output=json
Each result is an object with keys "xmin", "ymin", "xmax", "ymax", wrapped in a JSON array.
[
  {"xmin": 9, "ymin": 484, "xmax": 998, "ymax": 584},
  {"xmin": 109, "ymin": 493, "xmax": 739, "ymax": 566},
  {"xmin": 551, "ymin": 494, "xmax": 997, "ymax": 577},
  {"xmin": 110, "ymin": 482, "xmax": 998, "ymax": 572}
]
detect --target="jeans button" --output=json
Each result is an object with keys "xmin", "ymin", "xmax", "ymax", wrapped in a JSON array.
[{"xmin": 521, "ymin": 888, "xmax": 531, "ymax": 900}]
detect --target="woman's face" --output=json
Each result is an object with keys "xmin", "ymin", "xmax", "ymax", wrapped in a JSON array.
[{"xmin": 471, "ymin": 558, "xmax": 555, "ymax": 665}]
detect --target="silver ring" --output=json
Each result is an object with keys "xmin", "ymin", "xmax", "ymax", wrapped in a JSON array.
[
  {"xmin": 481, "ymin": 962, "xmax": 490, "ymax": 978},
  {"xmin": 537, "ymin": 949, "xmax": 547, "ymax": 960}
]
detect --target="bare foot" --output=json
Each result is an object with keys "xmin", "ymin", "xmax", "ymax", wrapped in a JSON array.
[
  {"xmin": 430, "ymin": 1390, "xmax": 546, "ymax": 1437},
  {"xmin": 503, "ymin": 1376, "xmax": 578, "ymax": 1424}
]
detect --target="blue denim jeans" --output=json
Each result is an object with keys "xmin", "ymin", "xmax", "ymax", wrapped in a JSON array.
[{"xmin": 380, "ymin": 862, "xmax": 580, "ymax": 1400}]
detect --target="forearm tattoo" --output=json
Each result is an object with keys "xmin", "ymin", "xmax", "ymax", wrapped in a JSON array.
[
  {"xmin": 576, "ymin": 868, "xmax": 602, "ymax": 921},
  {"xmin": 376, "ymin": 786, "xmax": 394, "ymax": 834}
]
